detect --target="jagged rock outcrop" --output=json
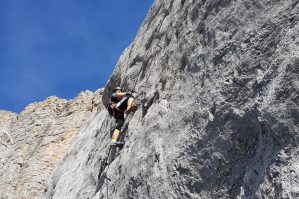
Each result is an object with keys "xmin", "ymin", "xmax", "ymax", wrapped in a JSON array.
[
  {"xmin": 2, "ymin": 0, "xmax": 299, "ymax": 198},
  {"xmin": 0, "ymin": 89, "xmax": 102, "ymax": 199}
]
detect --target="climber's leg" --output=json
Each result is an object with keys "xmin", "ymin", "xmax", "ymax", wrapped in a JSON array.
[
  {"xmin": 127, "ymin": 97, "xmax": 134, "ymax": 110},
  {"xmin": 111, "ymin": 118, "xmax": 124, "ymax": 142},
  {"xmin": 125, "ymin": 97, "xmax": 138, "ymax": 114}
]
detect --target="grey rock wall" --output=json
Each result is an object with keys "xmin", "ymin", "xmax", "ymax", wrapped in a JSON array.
[
  {"xmin": 2, "ymin": 0, "xmax": 299, "ymax": 198},
  {"xmin": 0, "ymin": 89, "xmax": 102, "ymax": 199},
  {"xmin": 46, "ymin": 0, "xmax": 299, "ymax": 198}
]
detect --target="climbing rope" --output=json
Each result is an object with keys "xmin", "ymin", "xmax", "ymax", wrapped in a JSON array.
[
  {"xmin": 105, "ymin": 146, "xmax": 112, "ymax": 199},
  {"xmin": 91, "ymin": 146, "xmax": 112, "ymax": 199},
  {"xmin": 106, "ymin": 177, "xmax": 109, "ymax": 199}
]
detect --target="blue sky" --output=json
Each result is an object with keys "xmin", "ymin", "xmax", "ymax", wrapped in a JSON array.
[{"xmin": 0, "ymin": 0, "xmax": 153, "ymax": 113}]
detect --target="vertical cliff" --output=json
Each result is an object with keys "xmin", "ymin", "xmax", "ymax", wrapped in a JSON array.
[
  {"xmin": 44, "ymin": 0, "xmax": 299, "ymax": 198},
  {"xmin": 1, "ymin": 0, "xmax": 298, "ymax": 198}
]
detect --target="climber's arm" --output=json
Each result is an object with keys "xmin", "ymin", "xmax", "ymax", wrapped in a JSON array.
[{"xmin": 112, "ymin": 92, "xmax": 130, "ymax": 98}]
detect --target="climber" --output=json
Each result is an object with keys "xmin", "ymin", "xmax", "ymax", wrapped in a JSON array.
[{"xmin": 108, "ymin": 86, "xmax": 137, "ymax": 146}]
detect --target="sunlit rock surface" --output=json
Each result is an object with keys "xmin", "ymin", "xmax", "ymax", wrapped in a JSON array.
[
  {"xmin": 0, "ymin": 89, "xmax": 102, "ymax": 199},
  {"xmin": 2, "ymin": 0, "xmax": 299, "ymax": 198},
  {"xmin": 46, "ymin": 0, "xmax": 299, "ymax": 198}
]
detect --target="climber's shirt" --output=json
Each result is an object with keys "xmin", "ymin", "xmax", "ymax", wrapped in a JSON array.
[{"xmin": 110, "ymin": 93, "xmax": 129, "ymax": 118}]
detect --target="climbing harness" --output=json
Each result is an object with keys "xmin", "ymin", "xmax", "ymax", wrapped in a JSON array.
[
  {"xmin": 107, "ymin": 96, "xmax": 127, "ymax": 116},
  {"xmin": 116, "ymin": 96, "xmax": 128, "ymax": 108}
]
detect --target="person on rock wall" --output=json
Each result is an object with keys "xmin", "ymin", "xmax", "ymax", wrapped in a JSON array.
[{"xmin": 108, "ymin": 86, "xmax": 137, "ymax": 146}]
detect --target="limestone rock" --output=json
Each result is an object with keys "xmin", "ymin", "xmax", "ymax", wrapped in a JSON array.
[
  {"xmin": 0, "ymin": 89, "xmax": 103, "ymax": 199},
  {"xmin": 45, "ymin": 0, "xmax": 299, "ymax": 198},
  {"xmin": 2, "ymin": 0, "xmax": 299, "ymax": 198}
]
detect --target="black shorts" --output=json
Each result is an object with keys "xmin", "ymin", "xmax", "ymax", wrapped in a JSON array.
[{"xmin": 115, "ymin": 118, "xmax": 124, "ymax": 130}]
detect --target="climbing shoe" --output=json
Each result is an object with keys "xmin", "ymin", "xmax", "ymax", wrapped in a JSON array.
[{"xmin": 110, "ymin": 141, "xmax": 124, "ymax": 146}]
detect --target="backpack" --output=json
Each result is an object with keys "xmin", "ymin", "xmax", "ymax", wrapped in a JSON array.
[{"xmin": 106, "ymin": 102, "xmax": 114, "ymax": 116}]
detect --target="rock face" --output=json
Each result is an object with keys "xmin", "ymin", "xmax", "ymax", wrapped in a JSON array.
[
  {"xmin": 2, "ymin": 0, "xmax": 299, "ymax": 198},
  {"xmin": 43, "ymin": 0, "xmax": 299, "ymax": 198},
  {"xmin": 0, "ymin": 89, "xmax": 102, "ymax": 199}
]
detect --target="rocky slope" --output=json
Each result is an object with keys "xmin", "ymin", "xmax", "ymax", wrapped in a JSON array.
[
  {"xmin": 43, "ymin": 0, "xmax": 299, "ymax": 198},
  {"xmin": 0, "ymin": 89, "xmax": 102, "ymax": 199},
  {"xmin": 1, "ymin": 0, "xmax": 298, "ymax": 198}
]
